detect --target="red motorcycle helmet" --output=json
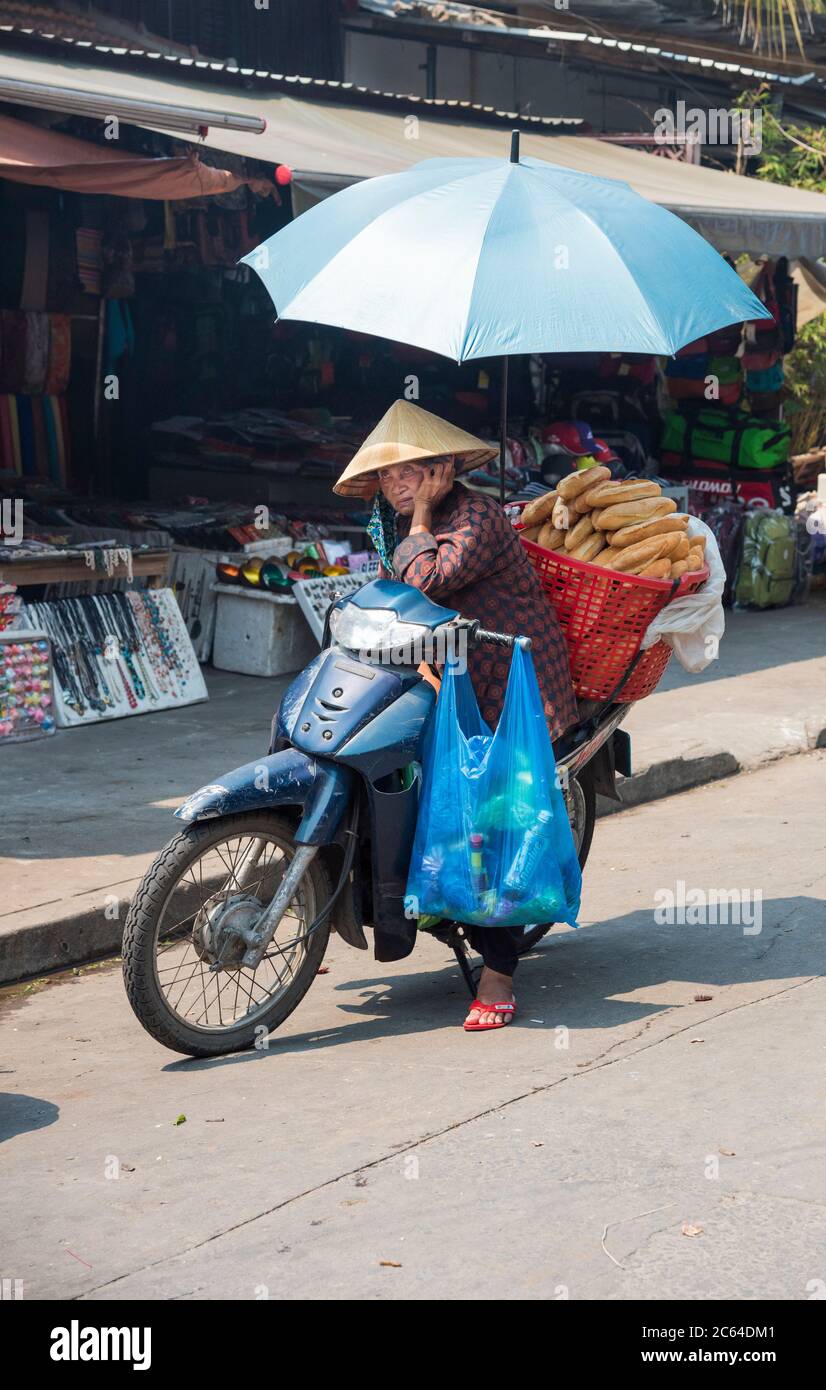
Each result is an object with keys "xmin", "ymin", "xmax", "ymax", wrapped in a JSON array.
[
  {"xmin": 542, "ymin": 420, "xmax": 597, "ymax": 457},
  {"xmin": 592, "ymin": 437, "xmax": 620, "ymax": 465}
]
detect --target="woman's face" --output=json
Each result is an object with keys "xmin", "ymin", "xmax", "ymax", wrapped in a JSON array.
[{"xmin": 376, "ymin": 455, "xmax": 453, "ymax": 515}]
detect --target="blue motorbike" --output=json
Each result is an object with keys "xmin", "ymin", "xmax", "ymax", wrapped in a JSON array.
[{"xmin": 123, "ymin": 578, "xmax": 631, "ymax": 1056}]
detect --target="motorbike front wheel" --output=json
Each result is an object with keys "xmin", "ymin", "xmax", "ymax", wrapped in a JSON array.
[{"xmin": 122, "ymin": 811, "xmax": 331, "ymax": 1057}]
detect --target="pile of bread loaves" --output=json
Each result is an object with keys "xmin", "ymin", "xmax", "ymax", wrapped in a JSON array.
[{"xmin": 519, "ymin": 467, "xmax": 707, "ymax": 580}]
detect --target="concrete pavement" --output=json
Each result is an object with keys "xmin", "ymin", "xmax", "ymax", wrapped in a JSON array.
[
  {"xmin": 612, "ymin": 592, "xmax": 826, "ymax": 811},
  {"xmin": 1, "ymin": 753, "xmax": 825, "ymax": 1300},
  {"xmin": 1, "ymin": 593, "xmax": 824, "ymax": 982}
]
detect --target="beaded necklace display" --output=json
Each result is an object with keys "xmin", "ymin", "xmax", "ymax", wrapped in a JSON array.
[{"xmin": 23, "ymin": 589, "xmax": 199, "ymax": 724}]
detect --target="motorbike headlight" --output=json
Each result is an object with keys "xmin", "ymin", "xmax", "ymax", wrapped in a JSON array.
[{"xmin": 328, "ymin": 603, "xmax": 430, "ymax": 657}]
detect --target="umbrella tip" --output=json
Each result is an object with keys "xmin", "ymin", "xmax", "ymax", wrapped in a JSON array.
[{"xmin": 510, "ymin": 129, "xmax": 520, "ymax": 163}]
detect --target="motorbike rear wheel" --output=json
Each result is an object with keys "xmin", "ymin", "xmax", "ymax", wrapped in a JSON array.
[{"xmin": 122, "ymin": 811, "xmax": 331, "ymax": 1058}]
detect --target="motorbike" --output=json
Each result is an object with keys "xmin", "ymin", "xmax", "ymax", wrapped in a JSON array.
[{"xmin": 122, "ymin": 577, "xmax": 631, "ymax": 1057}]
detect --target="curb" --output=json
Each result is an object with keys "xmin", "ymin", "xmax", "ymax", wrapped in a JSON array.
[
  {"xmin": 0, "ymin": 889, "xmax": 135, "ymax": 987},
  {"xmin": 597, "ymin": 751, "xmax": 740, "ymax": 817},
  {"xmin": 2, "ymin": 737, "xmax": 824, "ymax": 986}
]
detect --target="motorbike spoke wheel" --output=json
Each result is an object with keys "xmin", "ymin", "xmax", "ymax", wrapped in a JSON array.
[{"xmin": 123, "ymin": 813, "xmax": 331, "ymax": 1057}]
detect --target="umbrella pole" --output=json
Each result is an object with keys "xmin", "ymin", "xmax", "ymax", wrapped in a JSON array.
[
  {"xmin": 499, "ymin": 355, "xmax": 509, "ymax": 507},
  {"xmin": 498, "ymin": 130, "xmax": 520, "ymax": 508}
]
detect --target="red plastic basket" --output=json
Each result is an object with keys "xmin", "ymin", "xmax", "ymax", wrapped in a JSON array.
[{"xmin": 519, "ymin": 534, "xmax": 709, "ymax": 702}]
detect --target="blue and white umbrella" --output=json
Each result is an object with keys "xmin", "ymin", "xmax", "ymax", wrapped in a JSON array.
[{"xmin": 243, "ymin": 135, "xmax": 770, "ymax": 494}]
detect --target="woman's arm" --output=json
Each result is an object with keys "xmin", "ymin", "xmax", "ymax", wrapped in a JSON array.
[{"xmin": 393, "ymin": 491, "xmax": 500, "ymax": 597}]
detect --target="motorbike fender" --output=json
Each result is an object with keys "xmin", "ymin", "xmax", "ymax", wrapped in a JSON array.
[
  {"xmin": 174, "ymin": 748, "xmax": 355, "ymax": 845},
  {"xmin": 582, "ymin": 729, "xmax": 632, "ymax": 803}
]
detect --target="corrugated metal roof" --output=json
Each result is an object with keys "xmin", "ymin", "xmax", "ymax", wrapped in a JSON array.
[
  {"xmin": 0, "ymin": 1, "xmax": 201, "ymax": 58},
  {"xmin": 357, "ymin": 0, "xmax": 824, "ymax": 89},
  {"xmin": 0, "ymin": 11, "xmax": 584, "ymax": 128}
]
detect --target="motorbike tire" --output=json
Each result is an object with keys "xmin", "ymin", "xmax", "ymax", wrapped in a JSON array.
[
  {"xmin": 516, "ymin": 771, "xmax": 596, "ymax": 956},
  {"xmin": 122, "ymin": 811, "xmax": 331, "ymax": 1058}
]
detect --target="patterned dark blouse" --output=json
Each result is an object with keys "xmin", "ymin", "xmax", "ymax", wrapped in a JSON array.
[{"xmin": 382, "ymin": 482, "xmax": 578, "ymax": 739}]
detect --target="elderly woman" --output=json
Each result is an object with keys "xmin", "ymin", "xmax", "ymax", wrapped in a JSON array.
[{"xmin": 334, "ymin": 400, "xmax": 577, "ymax": 1031}]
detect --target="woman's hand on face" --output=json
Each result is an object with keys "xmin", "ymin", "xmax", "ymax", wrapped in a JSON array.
[{"xmin": 413, "ymin": 457, "xmax": 455, "ymax": 509}]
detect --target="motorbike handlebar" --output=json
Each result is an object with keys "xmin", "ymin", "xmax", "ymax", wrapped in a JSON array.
[{"xmin": 470, "ymin": 623, "xmax": 532, "ymax": 652}]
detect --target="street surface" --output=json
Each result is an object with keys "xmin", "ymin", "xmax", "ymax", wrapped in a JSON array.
[{"xmin": 1, "ymin": 752, "xmax": 825, "ymax": 1300}]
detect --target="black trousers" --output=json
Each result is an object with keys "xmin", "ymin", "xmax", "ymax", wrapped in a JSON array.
[{"xmin": 465, "ymin": 924, "xmax": 521, "ymax": 978}]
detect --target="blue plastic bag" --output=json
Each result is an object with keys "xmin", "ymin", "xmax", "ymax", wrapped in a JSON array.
[{"xmin": 406, "ymin": 645, "xmax": 581, "ymax": 928}]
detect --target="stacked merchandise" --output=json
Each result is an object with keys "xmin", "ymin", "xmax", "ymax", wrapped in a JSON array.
[
  {"xmin": 149, "ymin": 409, "xmax": 365, "ymax": 486},
  {"xmin": 664, "ymin": 329, "xmax": 743, "ymax": 409},
  {"xmin": 742, "ymin": 259, "xmax": 797, "ymax": 420},
  {"xmin": 659, "ymin": 262, "xmax": 797, "ymax": 522},
  {"xmin": 658, "ymin": 269, "xmax": 800, "ymax": 605},
  {"xmin": 28, "ymin": 497, "xmax": 380, "ymax": 660},
  {"xmin": 22, "ymin": 589, "xmax": 207, "ymax": 726}
]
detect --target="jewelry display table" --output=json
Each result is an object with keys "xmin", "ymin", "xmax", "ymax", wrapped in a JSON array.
[{"xmin": 0, "ymin": 549, "xmax": 171, "ymax": 589}]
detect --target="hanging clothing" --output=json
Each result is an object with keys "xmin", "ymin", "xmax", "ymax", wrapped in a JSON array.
[{"xmin": 105, "ymin": 300, "xmax": 135, "ymax": 376}]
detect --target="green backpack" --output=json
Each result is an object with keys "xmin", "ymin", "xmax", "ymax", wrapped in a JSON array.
[
  {"xmin": 661, "ymin": 408, "xmax": 790, "ymax": 470},
  {"xmin": 734, "ymin": 510, "xmax": 796, "ymax": 609}
]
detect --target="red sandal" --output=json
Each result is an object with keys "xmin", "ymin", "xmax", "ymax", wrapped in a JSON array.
[{"xmin": 463, "ymin": 999, "xmax": 516, "ymax": 1032}]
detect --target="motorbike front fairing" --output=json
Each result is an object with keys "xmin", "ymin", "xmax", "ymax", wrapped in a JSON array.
[{"xmin": 175, "ymin": 580, "xmax": 456, "ymax": 959}]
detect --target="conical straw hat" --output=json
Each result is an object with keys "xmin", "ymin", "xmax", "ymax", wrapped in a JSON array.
[{"xmin": 333, "ymin": 399, "xmax": 497, "ymax": 498}]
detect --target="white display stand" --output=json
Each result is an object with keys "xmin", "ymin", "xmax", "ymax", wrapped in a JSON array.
[
  {"xmin": 23, "ymin": 588, "xmax": 208, "ymax": 727},
  {"xmin": 292, "ymin": 572, "xmax": 374, "ymax": 643},
  {"xmin": 211, "ymin": 584, "xmax": 318, "ymax": 678}
]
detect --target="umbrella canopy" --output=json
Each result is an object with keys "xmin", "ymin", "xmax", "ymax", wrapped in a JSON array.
[{"xmin": 242, "ymin": 150, "xmax": 770, "ymax": 362}]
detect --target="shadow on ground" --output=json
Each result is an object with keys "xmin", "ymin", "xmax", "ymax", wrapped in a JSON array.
[{"xmin": 162, "ymin": 893, "xmax": 824, "ymax": 1072}]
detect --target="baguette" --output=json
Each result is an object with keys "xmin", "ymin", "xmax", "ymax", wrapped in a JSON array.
[
  {"xmin": 572, "ymin": 488, "xmax": 604, "ymax": 514},
  {"xmin": 520, "ymin": 523, "xmax": 542, "ymax": 541},
  {"xmin": 610, "ymin": 513, "xmax": 690, "ymax": 548},
  {"xmin": 671, "ymin": 535, "xmax": 690, "ymax": 561},
  {"xmin": 537, "ymin": 520, "xmax": 565, "ymax": 551},
  {"xmin": 637, "ymin": 558, "xmax": 672, "ymax": 579},
  {"xmin": 576, "ymin": 479, "xmax": 621, "ymax": 511},
  {"xmin": 581, "ymin": 479, "xmax": 660, "ymax": 509},
  {"xmin": 521, "ymin": 490, "xmax": 558, "ymax": 527},
  {"xmin": 686, "ymin": 548, "xmax": 706, "ymax": 571},
  {"xmin": 552, "ymin": 497, "xmax": 571, "ymax": 532},
  {"xmin": 609, "ymin": 534, "xmax": 676, "ymax": 572},
  {"xmin": 564, "ymin": 512, "xmax": 595, "ymax": 552},
  {"xmin": 593, "ymin": 496, "xmax": 677, "ymax": 531},
  {"xmin": 655, "ymin": 532, "xmax": 689, "ymax": 559},
  {"xmin": 593, "ymin": 547, "xmax": 625, "ymax": 569},
  {"xmin": 671, "ymin": 558, "xmax": 690, "ymax": 578},
  {"xmin": 571, "ymin": 532, "xmax": 606, "ymax": 563},
  {"xmin": 556, "ymin": 464, "xmax": 611, "ymax": 502}
]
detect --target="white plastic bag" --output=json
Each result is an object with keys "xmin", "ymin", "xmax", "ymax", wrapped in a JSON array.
[{"xmin": 639, "ymin": 518, "xmax": 725, "ymax": 673}]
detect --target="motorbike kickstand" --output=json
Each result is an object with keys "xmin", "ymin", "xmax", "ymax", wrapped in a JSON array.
[{"xmin": 448, "ymin": 924, "xmax": 481, "ymax": 1000}]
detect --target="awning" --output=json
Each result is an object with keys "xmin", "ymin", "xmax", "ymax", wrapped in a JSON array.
[
  {"xmin": 1, "ymin": 47, "xmax": 825, "ymax": 258},
  {"xmin": 0, "ymin": 113, "xmax": 266, "ymax": 200}
]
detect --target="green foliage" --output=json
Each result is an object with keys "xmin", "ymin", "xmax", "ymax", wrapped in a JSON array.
[
  {"xmin": 735, "ymin": 84, "xmax": 826, "ymax": 191},
  {"xmin": 784, "ymin": 318, "xmax": 826, "ymax": 453},
  {"xmin": 722, "ymin": 1, "xmax": 826, "ymax": 59}
]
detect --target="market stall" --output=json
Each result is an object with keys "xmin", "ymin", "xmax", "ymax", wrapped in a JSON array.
[{"xmin": 2, "ymin": 54, "xmax": 825, "ymax": 759}]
